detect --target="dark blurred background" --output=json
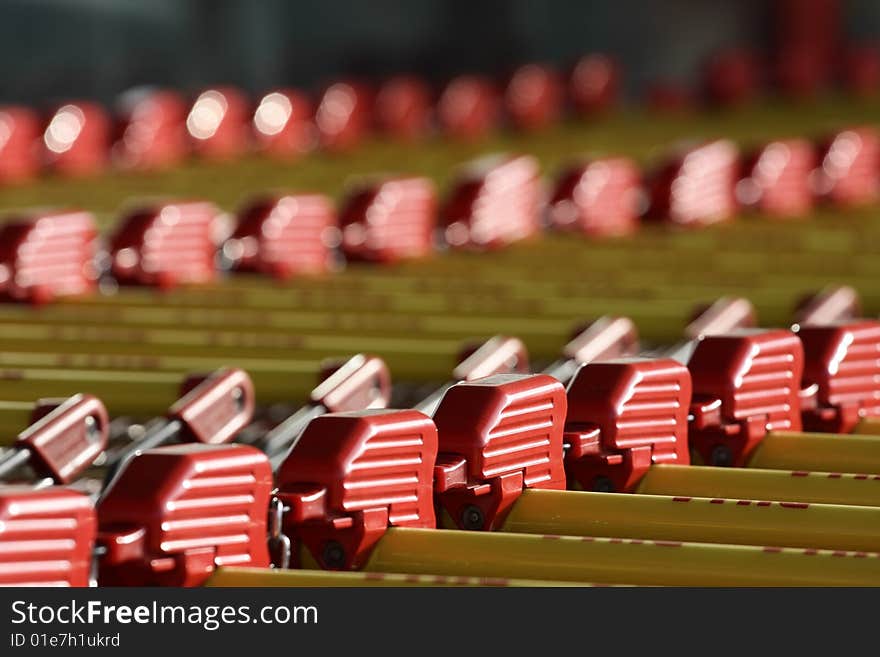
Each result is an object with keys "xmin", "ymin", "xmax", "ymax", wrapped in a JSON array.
[{"xmin": 0, "ymin": 0, "xmax": 878, "ymax": 105}]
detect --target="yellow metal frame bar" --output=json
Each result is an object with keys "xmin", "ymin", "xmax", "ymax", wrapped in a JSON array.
[
  {"xmin": 638, "ymin": 464, "xmax": 880, "ymax": 507},
  {"xmin": 502, "ymin": 489, "xmax": 880, "ymax": 552},
  {"xmin": 363, "ymin": 528, "xmax": 880, "ymax": 586}
]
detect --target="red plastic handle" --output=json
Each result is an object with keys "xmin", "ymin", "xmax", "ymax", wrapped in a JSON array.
[
  {"xmin": 562, "ymin": 316, "xmax": 640, "ymax": 364},
  {"xmin": 0, "ymin": 485, "xmax": 96, "ymax": 586},
  {"xmin": 684, "ymin": 297, "xmax": 756, "ymax": 340},
  {"xmin": 97, "ymin": 443, "xmax": 272, "ymax": 586},
  {"xmin": 0, "ymin": 210, "xmax": 98, "ymax": 304},
  {"xmin": 17, "ymin": 394, "xmax": 109, "ymax": 483},
  {"xmin": 793, "ymin": 285, "xmax": 861, "ymax": 327},
  {"xmin": 453, "ymin": 335, "xmax": 530, "ymax": 381},
  {"xmin": 432, "ymin": 373, "xmax": 568, "ymax": 530},
  {"xmin": 799, "ymin": 319, "xmax": 880, "ymax": 432},
  {"xmin": 276, "ymin": 409, "xmax": 437, "ymax": 570},
  {"xmin": 169, "ymin": 368, "xmax": 255, "ymax": 444},
  {"xmin": 311, "ymin": 354, "xmax": 391, "ymax": 412},
  {"xmin": 565, "ymin": 358, "xmax": 692, "ymax": 492},
  {"xmin": 688, "ymin": 330, "xmax": 804, "ymax": 466}
]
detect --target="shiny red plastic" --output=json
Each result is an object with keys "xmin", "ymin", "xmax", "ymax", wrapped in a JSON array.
[
  {"xmin": 436, "ymin": 75, "xmax": 501, "ymax": 140},
  {"xmin": 563, "ymin": 316, "xmax": 640, "ymax": 364},
  {"xmin": 793, "ymin": 286, "xmax": 861, "ymax": 326},
  {"xmin": 703, "ymin": 49, "xmax": 760, "ymax": 106},
  {"xmin": 737, "ymin": 139, "xmax": 816, "ymax": 218},
  {"xmin": 647, "ymin": 140, "xmax": 740, "ymax": 226},
  {"xmin": 97, "ymin": 444, "xmax": 272, "ymax": 586},
  {"xmin": 186, "ymin": 87, "xmax": 251, "ymax": 161},
  {"xmin": 432, "ymin": 374, "xmax": 567, "ymax": 530},
  {"xmin": 568, "ymin": 54, "xmax": 619, "ymax": 116},
  {"xmin": 13, "ymin": 393, "xmax": 109, "ymax": 483},
  {"xmin": 374, "ymin": 76, "xmax": 432, "ymax": 140},
  {"xmin": 252, "ymin": 88, "xmax": 314, "ymax": 158},
  {"xmin": 549, "ymin": 157, "xmax": 642, "ymax": 237},
  {"xmin": 442, "ymin": 154, "xmax": 542, "ymax": 249},
  {"xmin": 170, "ymin": 368, "xmax": 255, "ymax": 444},
  {"xmin": 684, "ymin": 297, "xmax": 757, "ymax": 340},
  {"xmin": 0, "ymin": 106, "xmax": 41, "ymax": 184},
  {"xmin": 504, "ymin": 64, "xmax": 564, "ymax": 131},
  {"xmin": 42, "ymin": 101, "xmax": 111, "ymax": 177},
  {"xmin": 0, "ymin": 486, "xmax": 95, "ymax": 587},
  {"xmin": 339, "ymin": 176, "xmax": 437, "ymax": 262},
  {"xmin": 564, "ymin": 358, "xmax": 692, "ymax": 493},
  {"xmin": 453, "ymin": 336, "xmax": 530, "ymax": 381},
  {"xmin": 0, "ymin": 209, "xmax": 98, "ymax": 304},
  {"xmin": 688, "ymin": 330, "xmax": 804, "ymax": 467},
  {"xmin": 114, "ymin": 89, "xmax": 189, "ymax": 170},
  {"xmin": 109, "ymin": 201, "xmax": 221, "ymax": 288},
  {"xmin": 814, "ymin": 127, "xmax": 880, "ymax": 207},
  {"xmin": 315, "ymin": 81, "xmax": 373, "ymax": 152},
  {"xmin": 799, "ymin": 320, "xmax": 880, "ymax": 433},
  {"xmin": 311, "ymin": 354, "xmax": 391, "ymax": 412},
  {"xmin": 229, "ymin": 193, "xmax": 336, "ymax": 279},
  {"xmin": 276, "ymin": 410, "xmax": 437, "ymax": 570}
]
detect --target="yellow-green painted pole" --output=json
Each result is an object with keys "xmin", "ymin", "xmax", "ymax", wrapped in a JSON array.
[
  {"xmin": 854, "ymin": 418, "xmax": 880, "ymax": 436},
  {"xmin": 206, "ymin": 567, "xmax": 596, "ymax": 587},
  {"xmin": 361, "ymin": 528, "xmax": 880, "ymax": 586},
  {"xmin": 747, "ymin": 431, "xmax": 880, "ymax": 475},
  {"xmin": 501, "ymin": 488, "xmax": 880, "ymax": 552},
  {"xmin": 637, "ymin": 464, "xmax": 880, "ymax": 507}
]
